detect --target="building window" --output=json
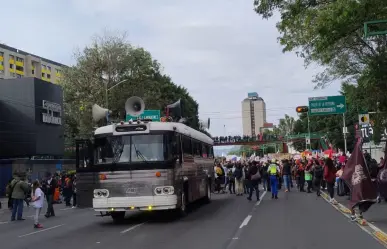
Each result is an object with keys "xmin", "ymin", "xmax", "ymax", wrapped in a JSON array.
[
  {"xmin": 47, "ymin": 74, "xmax": 51, "ymax": 79},
  {"xmin": 42, "ymin": 73, "xmax": 45, "ymax": 77},
  {"xmin": 16, "ymin": 57, "xmax": 23, "ymax": 62},
  {"xmin": 47, "ymin": 66, "xmax": 51, "ymax": 72},
  {"xmin": 16, "ymin": 66, "xmax": 23, "ymax": 71},
  {"xmin": 9, "ymin": 64, "xmax": 13, "ymax": 69},
  {"xmin": 16, "ymin": 74, "xmax": 22, "ymax": 78},
  {"xmin": 32, "ymin": 69, "xmax": 35, "ymax": 74},
  {"xmin": 11, "ymin": 73, "xmax": 16, "ymax": 77},
  {"xmin": 0, "ymin": 70, "xmax": 4, "ymax": 74}
]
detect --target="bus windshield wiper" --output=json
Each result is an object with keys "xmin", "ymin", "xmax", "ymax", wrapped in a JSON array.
[{"xmin": 133, "ymin": 143, "xmax": 148, "ymax": 163}]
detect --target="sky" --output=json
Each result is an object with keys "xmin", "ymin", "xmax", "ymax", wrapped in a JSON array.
[{"xmin": 2, "ymin": 0, "xmax": 341, "ymax": 141}]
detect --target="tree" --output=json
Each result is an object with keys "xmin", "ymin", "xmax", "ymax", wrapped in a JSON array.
[
  {"xmin": 277, "ymin": 115, "xmax": 295, "ymax": 136},
  {"xmin": 60, "ymin": 32, "xmax": 202, "ymax": 145},
  {"xmin": 253, "ymin": 0, "xmax": 387, "ymax": 137}
]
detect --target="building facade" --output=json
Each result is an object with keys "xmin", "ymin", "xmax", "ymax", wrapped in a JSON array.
[
  {"xmin": 0, "ymin": 78, "xmax": 64, "ymax": 158},
  {"xmin": 0, "ymin": 44, "xmax": 65, "ymax": 84},
  {"xmin": 241, "ymin": 92, "xmax": 267, "ymax": 136}
]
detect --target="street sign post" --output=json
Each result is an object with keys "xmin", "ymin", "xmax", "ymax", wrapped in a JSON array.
[
  {"xmin": 308, "ymin": 95, "xmax": 347, "ymax": 153},
  {"xmin": 308, "ymin": 95, "xmax": 346, "ymax": 116},
  {"xmin": 126, "ymin": 110, "xmax": 161, "ymax": 121}
]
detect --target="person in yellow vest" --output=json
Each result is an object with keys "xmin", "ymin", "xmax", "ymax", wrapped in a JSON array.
[
  {"xmin": 267, "ymin": 159, "xmax": 281, "ymax": 199},
  {"xmin": 304, "ymin": 161, "xmax": 313, "ymax": 193}
]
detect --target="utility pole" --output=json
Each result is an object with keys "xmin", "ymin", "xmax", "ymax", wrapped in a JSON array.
[
  {"xmin": 343, "ymin": 113, "xmax": 347, "ymax": 154},
  {"xmin": 296, "ymin": 106, "xmax": 311, "ymax": 150}
]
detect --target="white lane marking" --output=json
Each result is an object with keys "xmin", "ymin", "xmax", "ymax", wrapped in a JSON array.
[
  {"xmin": 18, "ymin": 224, "xmax": 65, "ymax": 238},
  {"xmin": 255, "ymin": 191, "xmax": 267, "ymax": 206},
  {"xmin": 0, "ymin": 221, "xmax": 9, "ymax": 224},
  {"xmin": 120, "ymin": 222, "xmax": 146, "ymax": 234},
  {"xmin": 239, "ymin": 215, "xmax": 252, "ymax": 229}
]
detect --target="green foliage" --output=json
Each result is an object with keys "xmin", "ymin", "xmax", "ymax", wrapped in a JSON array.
[
  {"xmin": 253, "ymin": 0, "xmax": 387, "ymax": 135},
  {"xmin": 60, "ymin": 32, "xmax": 203, "ymax": 145}
]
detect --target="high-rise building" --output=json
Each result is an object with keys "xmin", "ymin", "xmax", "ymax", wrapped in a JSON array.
[
  {"xmin": 0, "ymin": 44, "xmax": 66, "ymax": 84},
  {"xmin": 241, "ymin": 92, "xmax": 266, "ymax": 136}
]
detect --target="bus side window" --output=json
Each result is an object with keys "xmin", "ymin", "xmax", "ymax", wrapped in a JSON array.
[
  {"xmin": 202, "ymin": 144, "xmax": 208, "ymax": 158},
  {"xmin": 193, "ymin": 140, "xmax": 202, "ymax": 157},
  {"xmin": 208, "ymin": 146, "xmax": 214, "ymax": 159},
  {"xmin": 182, "ymin": 135, "xmax": 193, "ymax": 157}
]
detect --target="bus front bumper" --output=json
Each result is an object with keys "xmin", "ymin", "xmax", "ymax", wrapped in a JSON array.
[{"xmin": 93, "ymin": 195, "xmax": 178, "ymax": 212}]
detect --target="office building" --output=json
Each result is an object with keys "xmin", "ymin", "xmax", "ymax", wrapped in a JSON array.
[
  {"xmin": 0, "ymin": 44, "xmax": 65, "ymax": 84},
  {"xmin": 241, "ymin": 92, "xmax": 267, "ymax": 136},
  {"xmin": 0, "ymin": 78, "xmax": 64, "ymax": 158}
]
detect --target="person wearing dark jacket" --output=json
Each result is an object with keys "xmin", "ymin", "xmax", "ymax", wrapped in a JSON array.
[
  {"xmin": 312, "ymin": 159, "xmax": 324, "ymax": 196},
  {"xmin": 324, "ymin": 158, "xmax": 337, "ymax": 204},
  {"xmin": 247, "ymin": 162, "xmax": 260, "ymax": 201},
  {"xmin": 42, "ymin": 172, "xmax": 57, "ymax": 218},
  {"xmin": 282, "ymin": 159, "xmax": 292, "ymax": 192}
]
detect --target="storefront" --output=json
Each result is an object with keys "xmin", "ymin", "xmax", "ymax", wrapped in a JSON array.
[{"xmin": 0, "ymin": 77, "xmax": 64, "ymax": 158}]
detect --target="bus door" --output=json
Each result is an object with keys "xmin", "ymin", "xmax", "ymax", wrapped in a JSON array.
[{"xmin": 75, "ymin": 139, "xmax": 94, "ymax": 208}]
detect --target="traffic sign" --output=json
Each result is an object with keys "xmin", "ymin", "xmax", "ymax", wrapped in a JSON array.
[
  {"xmin": 358, "ymin": 113, "xmax": 370, "ymax": 125},
  {"xmin": 126, "ymin": 110, "xmax": 160, "ymax": 121},
  {"xmin": 308, "ymin": 95, "xmax": 346, "ymax": 116}
]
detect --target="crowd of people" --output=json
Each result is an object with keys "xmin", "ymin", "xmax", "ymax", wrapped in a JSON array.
[
  {"xmin": 213, "ymin": 157, "xmax": 340, "ymax": 205},
  {"xmin": 0, "ymin": 171, "xmax": 77, "ymax": 229},
  {"xmin": 213, "ymin": 150, "xmax": 386, "ymax": 220}
]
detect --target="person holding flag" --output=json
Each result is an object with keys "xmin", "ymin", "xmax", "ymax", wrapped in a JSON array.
[{"xmin": 341, "ymin": 138, "xmax": 378, "ymax": 221}]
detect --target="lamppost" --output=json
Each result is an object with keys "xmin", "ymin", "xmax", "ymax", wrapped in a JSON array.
[{"xmin": 104, "ymin": 79, "xmax": 129, "ymax": 109}]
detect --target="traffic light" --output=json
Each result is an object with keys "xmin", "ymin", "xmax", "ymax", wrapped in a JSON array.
[
  {"xmin": 360, "ymin": 116, "xmax": 368, "ymax": 123},
  {"xmin": 296, "ymin": 106, "xmax": 309, "ymax": 113}
]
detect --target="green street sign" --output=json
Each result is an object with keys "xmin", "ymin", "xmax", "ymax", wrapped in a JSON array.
[
  {"xmin": 126, "ymin": 110, "xmax": 161, "ymax": 121},
  {"xmin": 308, "ymin": 95, "xmax": 346, "ymax": 116}
]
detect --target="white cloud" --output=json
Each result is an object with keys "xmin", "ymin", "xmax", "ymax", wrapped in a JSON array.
[{"xmin": 2, "ymin": 0, "xmax": 341, "ymax": 137}]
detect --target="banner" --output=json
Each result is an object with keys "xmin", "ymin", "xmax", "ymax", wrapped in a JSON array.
[{"xmin": 341, "ymin": 139, "xmax": 377, "ymax": 212}]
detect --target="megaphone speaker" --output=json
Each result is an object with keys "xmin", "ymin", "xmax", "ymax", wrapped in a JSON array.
[
  {"xmin": 92, "ymin": 104, "xmax": 111, "ymax": 122},
  {"xmin": 125, "ymin": 96, "xmax": 145, "ymax": 117},
  {"xmin": 199, "ymin": 118, "xmax": 211, "ymax": 129}
]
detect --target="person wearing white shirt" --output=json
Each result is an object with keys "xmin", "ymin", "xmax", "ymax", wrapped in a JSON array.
[{"xmin": 31, "ymin": 180, "xmax": 44, "ymax": 229}]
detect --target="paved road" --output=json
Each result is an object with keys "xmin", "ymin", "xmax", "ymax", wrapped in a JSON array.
[
  {"xmin": 0, "ymin": 190, "xmax": 385, "ymax": 249},
  {"xmin": 334, "ymin": 193, "xmax": 387, "ymax": 233}
]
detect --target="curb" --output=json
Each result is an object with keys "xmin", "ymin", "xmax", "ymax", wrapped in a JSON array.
[{"xmin": 320, "ymin": 191, "xmax": 387, "ymax": 248}]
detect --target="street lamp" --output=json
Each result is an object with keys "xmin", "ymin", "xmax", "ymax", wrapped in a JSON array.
[{"xmin": 104, "ymin": 79, "xmax": 129, "ymax": 109}]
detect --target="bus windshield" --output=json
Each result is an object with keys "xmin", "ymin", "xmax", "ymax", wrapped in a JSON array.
[{"xmin": 94, "ymin": 134, "xmax": 169, "ymax": 164}]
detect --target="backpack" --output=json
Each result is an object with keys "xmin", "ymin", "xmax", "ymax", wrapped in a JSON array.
[
  {"xmin": 314, "ymin": 165, "xmax": 323, "ymax": 178},
  {"xmin": 6, "ymin": 180, "xmax": 19, "ymax": 197},
  {"xmin": 234, "ymin": 167, "xmax": 243, "ymax": 180},
  {"xmin": 215, "ymin": 166, "xmax": 224, "ymax": 176},
  {"xmin": 368, "ymin": 159, "xmax": 379, "ymax": 179}
]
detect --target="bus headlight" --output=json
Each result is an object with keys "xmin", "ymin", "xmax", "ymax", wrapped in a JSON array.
[
  {"xmin": 94, "ymin": 189, "xmax": 109, "ymax": 198},
  {"xmin": 154, "ymin": 186, "xmax": 174, "ymax": 195}
]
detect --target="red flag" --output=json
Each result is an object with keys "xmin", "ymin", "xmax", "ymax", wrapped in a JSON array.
[{"xmin": 341, "ymin": 139, "xmax": 377, "ymax": 212}]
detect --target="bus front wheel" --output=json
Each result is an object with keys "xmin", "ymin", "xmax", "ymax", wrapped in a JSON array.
[
  {"xmin": 111, "ymin": 211, "xmax": 125, "ymax": 223},
  {"xmin": 203, "ymin": 181, "xmax": 212, "ymax": 204}
]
